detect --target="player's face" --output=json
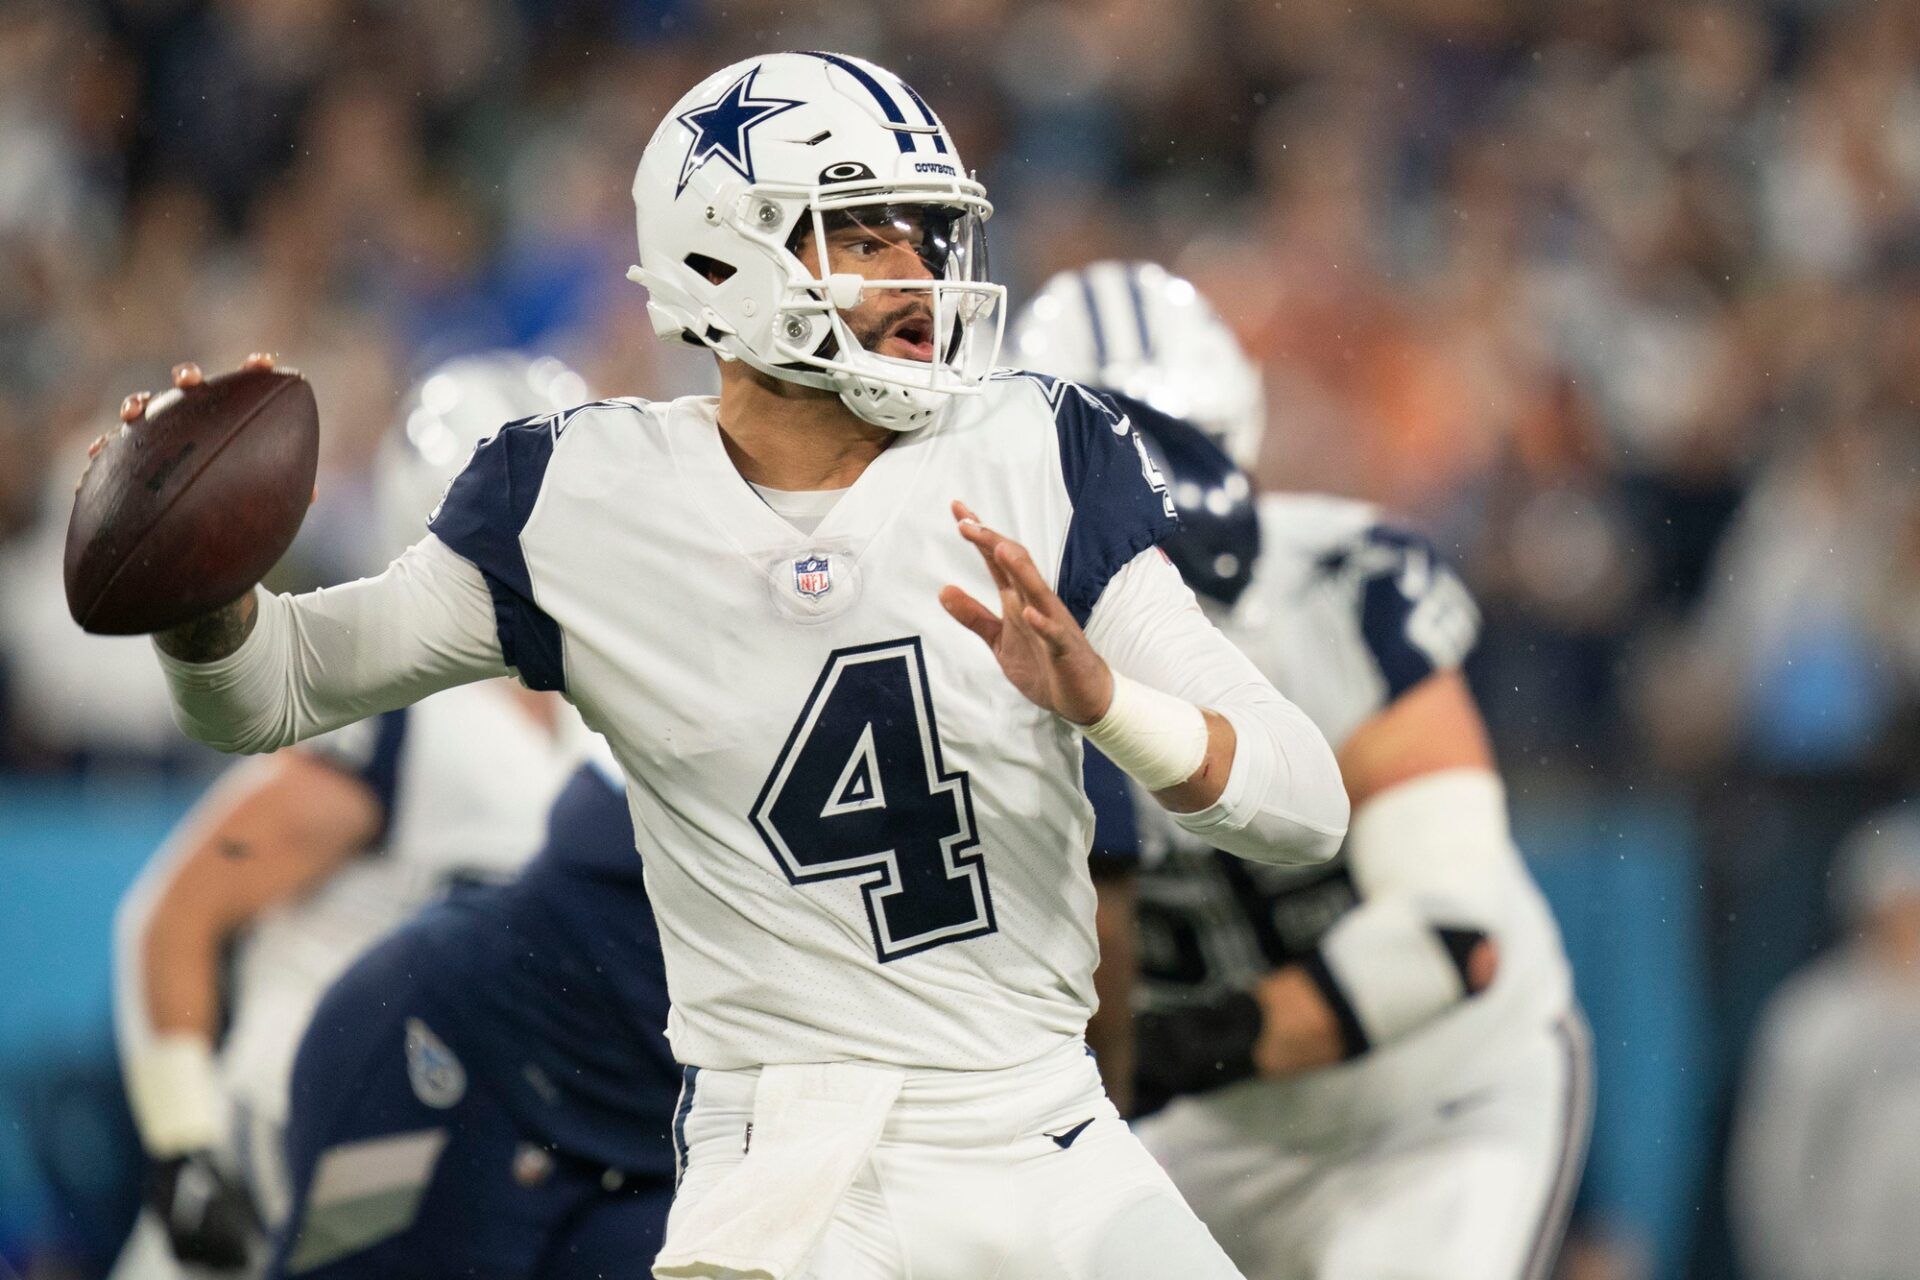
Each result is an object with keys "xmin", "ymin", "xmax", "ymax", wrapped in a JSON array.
[{"xmin": 794, "ymin": 205, "xmax": 960, "ymax": 364}]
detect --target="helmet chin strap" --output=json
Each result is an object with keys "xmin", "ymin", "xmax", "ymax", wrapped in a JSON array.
[{"xmin": 837, "ymin": 376, "xmax": 942, "ymax": 432}]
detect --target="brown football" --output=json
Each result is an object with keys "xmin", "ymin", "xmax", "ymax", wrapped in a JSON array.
[{"xmin": 64, "ymin": 366, "xmax": 319, "ymax": 635}]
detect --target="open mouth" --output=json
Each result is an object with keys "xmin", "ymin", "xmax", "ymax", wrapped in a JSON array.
[{"xmin": 877, "ymin": 313, "xmax": 936, "ymax": 363}]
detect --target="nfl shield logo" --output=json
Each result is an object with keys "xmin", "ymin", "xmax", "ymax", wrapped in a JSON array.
[{"xmin": 793, "ymin": 555, "xmax": 832, "ymax": 598}]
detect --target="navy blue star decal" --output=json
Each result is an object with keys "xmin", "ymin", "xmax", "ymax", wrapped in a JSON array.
[{"xmin": 675, "ymin": 67, "xmax": 804, "ymax": 196}]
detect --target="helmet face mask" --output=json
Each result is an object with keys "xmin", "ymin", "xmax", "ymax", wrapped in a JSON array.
[
  {"xmin": 630, "ymin": 55, "xmax": 1007, "ymax": 431},
  {"xmin": 773, "ymin": 188, "xmax": 1004, "ymax": 420}
]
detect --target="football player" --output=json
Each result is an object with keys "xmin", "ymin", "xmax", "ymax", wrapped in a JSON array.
[
  {"xmin": 267, "ymin": 737, "xmax": 677, "ymax": 1278},
  {"xmin": 1012, "ymin": 262, "xmax": 1592, "ymax": 1280},
  {"xmin": 110, "ymin": 353, "xmax": 590, "ymax": 1277},
  {"xmin": 114, "ymin": 54, "xmax": 1350, "ymax": 1280}
]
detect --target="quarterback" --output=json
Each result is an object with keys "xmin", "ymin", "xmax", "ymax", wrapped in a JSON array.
[
  {"xmin": 1014, "ymin": 262, "xmax": 1592, "ymax": 1280},
  {"xmin": 121, "ymin": 54, "xmax": 1348, "ymax": 1279}
]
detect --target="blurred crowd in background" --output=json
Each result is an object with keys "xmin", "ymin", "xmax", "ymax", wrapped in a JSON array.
[{"xmin": 3, "ymin": 0, "xmax": 1919, "ymax": 1277}]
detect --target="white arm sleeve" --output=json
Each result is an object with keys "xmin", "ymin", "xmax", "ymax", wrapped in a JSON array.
[
  {"xmin": 1085, "ymin": 548, "xmax": 1348, "ymax": 865},
  {"xmin": 1343, "ymin": 768, "xmax": 1519, "ymax": 919},
  {"xmin": 154, "ymin": 535, "xmax": 508, "ymax": 754},
  {"xmin": 1308, "ymin": 768, "xmax": 1521, "ymax": 1050}
]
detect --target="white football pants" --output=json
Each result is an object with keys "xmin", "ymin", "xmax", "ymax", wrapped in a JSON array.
[
  {"xmin": 665, "ymin": 1037, "xmax": 1242, "ymax": 1280},
  {"xmin": 1138, "ymin": 1015, "xmax": 1592, "ymax": 1280}
]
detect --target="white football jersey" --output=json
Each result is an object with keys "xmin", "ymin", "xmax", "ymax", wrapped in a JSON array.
[
  {"xmin": 1134, "ymin": 493, "xmax": 1573, "ymax": 1139},
  {"xmin": 219, "ymin": 681, "xmax": 580, "ymax": 1128},
  {"xmin": 427, "ymin": 373, "xmax": 1184, "ymax": 1071}
]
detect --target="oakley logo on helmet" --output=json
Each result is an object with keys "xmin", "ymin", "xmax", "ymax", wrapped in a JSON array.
[
  {"xmin": 674, "ymin": 66, "xmax": 804, "ymax": 197},
  {"xmin": 820, "ymin": 161, "xmax": 876, "ymax": 184}
]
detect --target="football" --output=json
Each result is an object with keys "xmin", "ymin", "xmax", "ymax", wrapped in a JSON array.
[{"xmin": 64, "ymin": 365, "xmax": 319, "ymax": 635}]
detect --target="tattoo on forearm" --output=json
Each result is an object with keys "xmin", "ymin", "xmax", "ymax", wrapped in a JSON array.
[{"xmin": 155, "ymin": 593, "xmax": 259, "ymax": 663}]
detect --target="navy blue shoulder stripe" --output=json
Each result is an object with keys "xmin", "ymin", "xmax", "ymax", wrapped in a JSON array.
[
  {"xmin": 429, "ymin": 414, "xmax": 568, "ymax": 693},
  {"xmin": 1010, "ymin": 372, "xmax": 1180, "ymax": 625},
  {"xmin": 1317, "ymin": 524, "xmax": 1481, "ymax": 699},
  {"xmin": 801, "ymin": 52, "xmax": 915, "ymax": 153}
]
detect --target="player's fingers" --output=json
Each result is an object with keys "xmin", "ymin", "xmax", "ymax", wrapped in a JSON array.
[
  {"xmin": 994, "ymin": 539, "xmax": 1069, "ymax": 620},
  {"xmin": 1022, "ymin": 604, "xmax": 1073, "ymax": 657},
  {"xmin": 997, "ymin": 582, "xmax": 1031, "ymax": 632},
  {"xmin": 939, "ymin": 585, "xmax": 1002, "ymax": 647},
  {"xmin": 243, "ymin": 352, "xmax": 276, "ymax": 370},
  {"xmin": 172, "ymin": 362, "xmax": 203, "ymax": 389},
  {"xmin": 955, "ymin": 515, "xmax": 1015, "ymax": 591},
  {"xmin": 87, "ymin": 433, "xmax": 108, "ymax": 459},
  {"xmin": 119, "ymin": 391, "xmax": 152, "ymax": 423}
]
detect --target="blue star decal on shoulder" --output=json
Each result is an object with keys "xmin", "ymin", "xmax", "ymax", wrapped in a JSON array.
[{"xmin": 675, "ymin": 66, "xmax": 805, "ymax": 196}]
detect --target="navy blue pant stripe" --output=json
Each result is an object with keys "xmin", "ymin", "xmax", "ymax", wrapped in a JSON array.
[
  {"xmin": 803, "ymin": 52, "xmax": 916, "ymax": 153},
  {"xmin": 1079, "ymin": 275, "xmax": 1109, "ymax": 368},
  {"xmin": 896, "ymin": 80, "xmax": 950, "ymax": 154},
  {"xmin": 1124, "ymin": 265, "xmax": 1154, "ymax": 359},
  {"xmin": 671, "ymin": 1065, "xmax": 699, "ymax": 1187}
]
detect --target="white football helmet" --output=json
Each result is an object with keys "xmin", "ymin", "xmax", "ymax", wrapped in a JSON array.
[
  {"xmin": 628, "ymin": 52, "xmax": 1005, "ymax": 431},
  {"xmin": 375, "ymin": 351, "xmax": 589, "ymax": 562},
  {"xmin": 1010, "ymin": 261, "xmax": 1265, "ymax": 470}
]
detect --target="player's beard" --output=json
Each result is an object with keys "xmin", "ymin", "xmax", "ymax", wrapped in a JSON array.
[{"xmin": 848, "ymin": 299, "xmax": 937, "ymax": 363}]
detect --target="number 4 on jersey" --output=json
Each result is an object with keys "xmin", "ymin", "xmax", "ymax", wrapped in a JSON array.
[{"xmin": 752, "ymin": 638, "xmax": 996, "ymax": 962}]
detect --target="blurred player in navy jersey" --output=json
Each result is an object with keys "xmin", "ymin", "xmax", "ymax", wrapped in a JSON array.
[
  {"xmin": 111, "ymin": 354, "xmax": 590, "ymax": 1277},
  {"xmin": 123, "ymin": 53, "xmax": 1351, "ymax": 1280},
  {"xmin": 1014, "ymin": 262, "xmax": 1592, "ymax": 1280},
  {"xmin": 269, "ymin": 739, "xmax": 677, "ymax": 1278}
]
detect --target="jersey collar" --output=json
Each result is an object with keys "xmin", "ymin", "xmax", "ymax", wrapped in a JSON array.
[{"xmin": 665, "ymin": 395, "xmax": 946, "ymax": 563}]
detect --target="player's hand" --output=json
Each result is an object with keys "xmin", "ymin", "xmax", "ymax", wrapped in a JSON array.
[
  {"xmin": 93, "ymin": 354, "xmax": 312, "ymax": 579},
  {"xmin": 145, "ymin": 1150, "xmax": 262, "ymax": 1270},
  {"xmin": 95, "ymin": 354, "xmax": 277, "ymax": 456},
  {"xmin": 939, "ymin": 500, "xmax": 1115, "ymax": 725}
]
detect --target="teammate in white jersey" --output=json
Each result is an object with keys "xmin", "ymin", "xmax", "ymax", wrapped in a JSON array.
[
  {"xmin": 1013, "ymin": 262, "xmax": 1592, "ymax": 1280},
  {"xmin": 110, "ymin": 353, "xmax": 588, "ymax": 1277},
  {"xmin": 108, "ymin": 54, "xmax": 1349, "ymax": 1280}
]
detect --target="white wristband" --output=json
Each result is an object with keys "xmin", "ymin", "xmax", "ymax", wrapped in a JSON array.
[
  {"xmin": 1315, "ymin": 897, "xmax": 1471, "ymax": 1049},
  {"xmin": 126, "ymin": 1033, "xmax": 226, "ymax": 1157},
  {"xmin": 1080, "ymin": 674, "xmax": 1209, "ymax": 792}
]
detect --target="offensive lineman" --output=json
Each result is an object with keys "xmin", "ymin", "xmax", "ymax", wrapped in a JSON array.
[
  {"xmin": 1012, "ymin": 262, "xmax": 1592, "ymax": 1280},
  {"xmin": 110, "ymin": 354, "xmax": 589, "ymax": 1276},
  {"xmin": 106, "ymin": 54, "xmax": 1349, "ymax": 1279}
]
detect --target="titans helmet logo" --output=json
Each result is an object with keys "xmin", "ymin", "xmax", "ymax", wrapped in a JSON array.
[{"xmin": 675, "ymin": 66, "xmax": 804, "ymax": 196}]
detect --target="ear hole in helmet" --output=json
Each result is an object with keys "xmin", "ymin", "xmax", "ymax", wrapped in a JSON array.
[{"xmin": 685, "ymin": 252, "xmax": 737, "ymax": 285}]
